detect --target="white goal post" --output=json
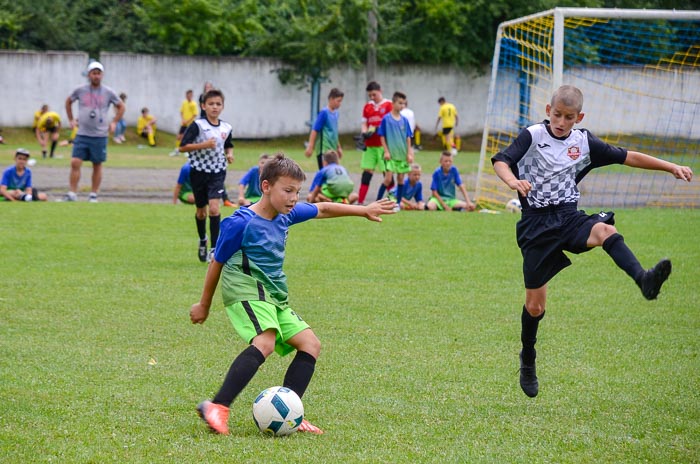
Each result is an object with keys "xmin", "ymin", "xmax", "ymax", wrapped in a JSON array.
[{"xmin": 475, "ymin": 8, "xmax": 700, "ymax": 209}]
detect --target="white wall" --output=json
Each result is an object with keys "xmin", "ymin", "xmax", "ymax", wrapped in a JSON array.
[{"xmin": 0, "ymin": 50, "xmax": 490, "ymax": 138}]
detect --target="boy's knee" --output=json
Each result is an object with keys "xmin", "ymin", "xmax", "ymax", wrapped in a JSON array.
[{"xmin": 525, "ymin": 303, "xmax": 545, "ymax": 317}]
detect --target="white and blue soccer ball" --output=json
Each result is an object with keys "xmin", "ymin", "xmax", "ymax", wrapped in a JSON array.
[
  {"xmin": 252, "ymin": 386, "xmax": 304, "ymax": 436},
  {"xmin": 505, "ymin": 198, "xmax": 522, "ymax": 213}
]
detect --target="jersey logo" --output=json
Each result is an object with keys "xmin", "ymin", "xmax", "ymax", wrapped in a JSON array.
[
  {"xmin": 537, "ymin": 143, "xmax": 550, "ymax": 149},
  {"xmin": 567, "ymin": 146, "xmax": 581, "ymax": 160}
]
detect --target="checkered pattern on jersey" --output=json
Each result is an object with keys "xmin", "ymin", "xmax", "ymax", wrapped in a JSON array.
[
  {"xmin": 188, "ymin": 119, "xmax": 232, "ymax": 174},
  {"xmin": 517, "ymin": 125, "xmax": 591, "ymax": 208}
]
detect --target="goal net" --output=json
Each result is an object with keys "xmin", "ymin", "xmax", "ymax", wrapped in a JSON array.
[{"xmin": 475, "ymin": 8, "xmax": 700, "ymax": 209}]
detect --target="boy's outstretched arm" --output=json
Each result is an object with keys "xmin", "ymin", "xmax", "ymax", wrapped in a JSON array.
[
  {"xmin": 315, "ymin": 198, "xmax": 396, "ymax": 222},
  {"xmin": 624, "ymin": 151, "xmax": 693, "ymax": 182},
  {"xmin": 190, "ymin": 260, "xmax": 224, "ymax": 324}
]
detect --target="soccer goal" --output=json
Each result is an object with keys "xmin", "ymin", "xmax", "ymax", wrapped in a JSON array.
[{"xmin": 475, "ymin": 8, "xmax": 700, "ymax": 209}]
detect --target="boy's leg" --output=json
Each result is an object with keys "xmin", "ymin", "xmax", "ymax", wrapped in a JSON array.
[
  {"xmin": 358, "ymin": 170, "xmax": 373, "ymax": 204},
  {"xmin": 285, "ymin": 329, "xmax": 323, "ymax": 434},
  {"xmin": 195, "ymin": 208, "xmax": 207, "ymax": 262},
  {"xmin": 520, "ymin": 287, "xmax": 546, "ymax": 398}
]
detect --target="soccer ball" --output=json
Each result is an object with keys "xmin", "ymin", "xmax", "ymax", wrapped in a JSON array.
[
  {"xmin": 27, "ymin": 159, "xmax": 37, "ymax": 166},
  {"xmin": 252, "ymin": 386, "xmax": 304, "ymax": 436},
  {"xmin": 505, "ymin": 198, "xmax": 521, "ymax": 213}
]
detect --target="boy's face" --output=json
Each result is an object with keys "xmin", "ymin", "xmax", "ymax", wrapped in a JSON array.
[
  {"xmin": 202, "ymin": 96, "xmax": 224, "ymax": 119},
  {"xmin": 186, "ymin": 91, "xmax": 193, "ymax": 101},
  {"xmin": 262, "ymin": 176, "xmax": 302, "ymax": 215},
  {"xmin": 258, "ymin": 158, "xmax": 268, "ymax": 169},
  {"xmin": 15, "ymin": 155, "xmax": 29, "ymax": 168},
  {"xmin": 328, "ymin": 96, "xmax": 343, "ymax": 111},
  {"xmin": 440, "ymin": 155, "xmax": 453, "ymax": 171},
  {"xmin": 367, "ymin": 89, "xmax": 382, "ymax": 104},
  {"xmin": 392, "ymin": 98, "xmax": 406, "ymax": 112},
  {"xmin": 546, "ymin": 101, "xmax": 584, "ymax": 138},
  {"xmin": 408, "ymin": 169, "xmax": 421, "ymax": 183}
]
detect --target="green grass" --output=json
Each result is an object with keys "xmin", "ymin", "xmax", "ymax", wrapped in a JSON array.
[
  {"xmin": 0, "ymin": 127, "xmax": 481, "ymax": 175},
  {"xmin": 1, "ymin": 204, "xmax": 698, "ymax": 463}
]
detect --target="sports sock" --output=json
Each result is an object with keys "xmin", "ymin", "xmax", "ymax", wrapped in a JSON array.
[
  {"xmin": 358, "ymin": 172, "xmax": 372, "ymax": 204},
  {"xmin": 210, "ymin": 214, "xmax": 221, "ymax": 249},
  {"xmin": 196, "ymin": 216, "xmax": 207, "ymax": 241},
  {"xmin": 521, "ymin": 305, "xmax": 544, "ymax": 365},
  {"xmin": 283, "ymin": 351, "xmax": 317, "ymax": 399},
  {"xmin": 395, "ymin": 184, "xmax": 404, "ymax": 206},
  {"xmin": 213, "ymin": 345, "xmax": 266, "ymax": 407},
  {"xmin": 50, "ymin": 140, "xmax": 57, "ymax": 157},
  {"xmin": 376, "ymin": 183, "xmax": 387, "ymax": 201},
  {"xmin": 42, "ymin": 150, "xmax": 47, "ymax": 159},
  {"xmin": 602, "ymin": 233, "xmax": 644, "ymax": 282}
]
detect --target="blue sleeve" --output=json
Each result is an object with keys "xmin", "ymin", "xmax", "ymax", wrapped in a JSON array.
[
  {"xmin": 239, "ymin": 167, "xmax": 255, "ymax": 186},
  {"xmin": 452, "ymin": 167, "xmax": 463, "ymax": 186},
  {"xmin": 289, "ymin": 202, "xmax": 319, "ymax": 225},
  {"xmin": 309, "ymin": 170, "xmax": 324, "ymax": 191},
  {"xmin": 312, "ymin": 110, "xmax": 328, "ymax": 132},
  {"xmin": 177, "ymin": 165, "xmax": 189, "ymax": 185},
  {"xmin": 402, "ymin": 116, "xmax": 413, "ymax": 138},
  {"xmin": 430, "ymin": 170, "xmax": 439, "ymax": 191},
  {"xmin": 1, "ymin": 168, "xmax": 10, "ymax": 187},
  {"xmin": 213, "ymin": 212, "xmax": 249, "ymax": 263},
  {"xmin": 415, "ymin": 181, "xmax": 423, "ymax": 201},
  {"xmin": 377, "ymin": 116, "xmax": 387, "ymax": 137},
  {"xmin": 180, "ymin": 123, "xmax": 200, "ymax": 146}
]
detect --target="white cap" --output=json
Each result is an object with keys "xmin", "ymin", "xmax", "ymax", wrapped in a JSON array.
[{"xmin": 87, "ymin": 61, "xmax": 104, "ymax": 73}]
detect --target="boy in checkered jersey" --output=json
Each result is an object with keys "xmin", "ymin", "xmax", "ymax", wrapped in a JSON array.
[
  {"xmin": 179, "ymin": 89, "xmax": 234, "ymax": 262},
  {"xmin": 492, "ymin": 85, "xmax": 693, "ymax": 398}
]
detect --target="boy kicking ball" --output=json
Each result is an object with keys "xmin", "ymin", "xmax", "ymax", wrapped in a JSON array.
[
  {"xmin": 491, "ymin": 85, "xmax": 693, "ymax": 398},
  {"xmin": 190, "ymin": 153, "xmax": 396, "ymax": 435}
]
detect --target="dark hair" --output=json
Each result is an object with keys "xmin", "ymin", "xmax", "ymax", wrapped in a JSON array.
[
  {"xmin": 260, "ymin": 153, "xmax": 305, "ymax": 185},
  {"xmin": 119, "ymin": 93, "xmax": 127, "ymax": 101},
  {"xmin": 322, "ymin": 150, "xmax": 340, "ymax": 165},
  {"xmin": 202, "ymin": 89, "xmax": 224, "ymax": 103},
  {"xmin": 440, "ymin": 150, "xmax": 453, "ymax": 158},
  {"xmin": 328, "ymin": 88, "xmax": 344, "ymax": 99},
  {"xmin": 366, "ymin": 81, "xmax": 381, "ymax": 92},
  {"xmin": 393, "ymin": 91, "xmax": 406, "ymax": 102},
  {"xmin": 438, "ymin": 97, "xmax": 446, "ymax": 104}
]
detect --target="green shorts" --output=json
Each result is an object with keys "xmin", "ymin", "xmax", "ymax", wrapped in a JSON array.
[
  {"xmin": 385, "ymin": 159, "xmax": 410, "ymax": 174},
  {"xmin": 245, "ymin": 195, "xmax": 261, "ymax": 204},
  {"xmin": 225, "ymin": 300, "xmax": 310, "ymax": 356},
  {"xmin": 428, "ymin": 197, "xmax": 461, "ymax": 211},
  {"xmin": 361, "ymin": 146, "xmax": 386, "ymax": 172},
  {"xmin": 178, "ymin": 190, "xmax": 193, "ymax": 204},
  {"xmin": 321, "ymin": 185, "xmax": 349, "ymax": 203}
]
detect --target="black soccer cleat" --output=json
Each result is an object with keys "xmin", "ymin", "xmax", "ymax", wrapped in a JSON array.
[
  {"xmin": 638, "ymin": 259, "xmax": 672, "ymax": 300},
  {"xmin": 198, "ymin": 240, "xmax": 208, "ymax": 263},
  {"xmin": 519, "ymin": 351, "xmax": 539, "ymax": 398}
]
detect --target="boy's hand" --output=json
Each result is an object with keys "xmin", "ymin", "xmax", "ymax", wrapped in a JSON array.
[
  {"xmin": 364, "ymin": 198, "xmax": 397, "ymax": 222},
  {"xmin": 672, "ymin": 164, "xmax": 693, "ymax": 182},
  {"xmin": 204, "ymin": 138, "xmax": 216, "ymax": 149},
  {"xmin": 190, "ymin": 302, "xmax": 210, "ymax": 324},
  {"xmin": 508, "ymin": 179, "xmax": 532, "ymax": 197}
]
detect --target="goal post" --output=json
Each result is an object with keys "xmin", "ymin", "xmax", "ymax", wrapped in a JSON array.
[{"xmin": 475, "ymin": 8, "xmax": 700, "ymax": 209}]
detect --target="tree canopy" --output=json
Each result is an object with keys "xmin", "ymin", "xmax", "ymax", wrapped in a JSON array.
[{"xmin": 1, "ymin": 0, "xmax": 695, "ymax": 82}]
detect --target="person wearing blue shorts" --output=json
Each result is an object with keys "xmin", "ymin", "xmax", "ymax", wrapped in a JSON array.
[
  {"xmin": 492, "ymin": 84, "xmax": 694, "ymax": 398},
  {"xmin": 63, "ymin": 61, "xmax": 124, "ymax": 202},
  {"xmin": 190, "ymin": 154, "xmax": 395, "ymax": 436}
]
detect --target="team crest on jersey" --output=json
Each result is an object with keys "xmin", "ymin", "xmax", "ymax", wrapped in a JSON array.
[{"xmin": 567, "ymin": 146, "xmax": 581, "ymax": 160}]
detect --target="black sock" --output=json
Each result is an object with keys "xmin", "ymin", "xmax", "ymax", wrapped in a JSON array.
[
  {"xmin": 283, "ymin": 351, "xmax": 317, "ymax": 399},
  {"xmin": 361, "ymin": 171, "xmax": 372, "ymax": 185},
  {"xmin": 376, "ymin": 184, "xmax": 387, "ymax": 200},
  {"xmin": 196, "ymin": 216, "xmax": 206, "ymax": 241},
  {"xmin": 521, "ymin": 306, "xmax": 544, "ymax": 364},
  {"xmin": 603, "ymin": 233, "xmax": 644, "ymax": 283},
  {"xmin": 210, "ymin": 215, "xmax": 221, "ymax": 249},
  {"xmin": 213, "ymin": 345, "xmax": 266, "ymax": 406},
  {"xmin": 50, "ymin": 140, "xmax": 56, "ymax": 157}
]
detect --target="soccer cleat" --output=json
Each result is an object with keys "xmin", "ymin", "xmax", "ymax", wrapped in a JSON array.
[
  {"xmin": 88, "ymin": 193, "xmax": 98, "ymax": 203},
  {"xmin": 519, "ymin": 351, "xmax": 539, "ymax": 398},
  {"xmin": 61, "ymin": 191, "xmax": 78, "ymax": 202},
  {"xmin": 207, "ymin": 248, "xmax": 215, "ymax": 263},
  {"xmin": 638, "ymin": 259, "xmax": 672, "ymax": 300},
  {"xmin": 223, "ymin": 199, "xmax": 235, "ymax": 207},
  {"xmin": 196, "ymin": 400, "xmax": 230, "ymax": 435},
  {"xmin": 198, "ymin": 240, "xmax": 208, "ymax": 263},
  {"xmin": 297, "ymin": 419, "xmax": 324, "ymax": 435}
]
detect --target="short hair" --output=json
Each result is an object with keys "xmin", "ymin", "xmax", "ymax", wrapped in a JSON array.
[
  {"xmin": 551, "ymin": 85, "xmax": 583, "ymax": 112},
  {"xmin": 366, "ymin": 81, "xmax": 381, "ymax": 92},
  {"xmin": 202, "ymin": 88, "xmax": 224, "ymax": 103},
  {"xmin": 141, "ymin": 107, "xmax": 149, "ymax": 114},
  {"xmin": 410, "ymin": 163, "xmax": 421, "ymax": 171},
  {"xmin": 15, "ymin": 148, "xmax": 30, "ymax": 158},
  {"xmin": 322, "ymin": 150, "xmax": 340, "ymax": 165},
  {"xmin": 186, "ymin": 89, "xmax": 193, "ymax": 95},
  {"xmin": 392, "ymin": 91, "xmax": 406, "ymax": 102},
  {"xmin": 119, "ymin": 93, "xmax": 127, "ymax": 101},
  {"xmin": 260, "ymin": 153, "xmax": 306, "ymax": 185},
  {"xmin": 328, "ymin": 88, "xmax": 344, "ymax": 99},
  {"xmin": 259, "ymin": 153, "xmax": 271, "ymax": 161},
  {"xmin": 438, "ymin": 97, "xmax": 446, "ymax": 104},
  {"xmin": 440, "ymin": 150, "xmax": 453, "ymax": 158}
]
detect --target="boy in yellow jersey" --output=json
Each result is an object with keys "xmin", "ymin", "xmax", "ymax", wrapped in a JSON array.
[
  {"xmin": 435, "ymin": 97, "xmax": 459, "ymax": 154},
  {"xmin": 33, "ymin": 104, "xmax": 49, "ymax": 155},
  {"xmin": 172, "ymin": 90, "xmax": 199, "ymax": 156},
  {"xmin": 37, "ymin": 110, "xmax": 62, "ymax": 158},
  {"xmin": 136, "ymin": 107, "xmax": 157, "ymax": 147}
]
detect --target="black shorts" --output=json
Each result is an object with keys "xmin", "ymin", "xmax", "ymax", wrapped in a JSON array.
[
  {"xmin": 516, "ymin": 203, "xmax": 615, "ymax": 289},
  {"xmin": 190, "ymin": 169, "xmax": 227, "ymax": 208},
  {"xmin": 442, "ymin": 127, "xmax": 453, "ymax": 136}
]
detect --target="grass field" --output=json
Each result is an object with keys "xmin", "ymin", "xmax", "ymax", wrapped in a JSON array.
[{"xmin": 1, "ymin": 202, "xmax": 698, "ymax": 463}]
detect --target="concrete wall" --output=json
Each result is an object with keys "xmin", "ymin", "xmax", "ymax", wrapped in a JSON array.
[{"xmin": 0, "ymin": 50, "xmax": 490, "ymax": 138}]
